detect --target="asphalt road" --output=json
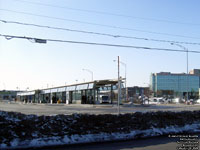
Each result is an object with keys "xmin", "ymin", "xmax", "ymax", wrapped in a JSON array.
[
  {"xmin": 0, "ymin": 100, "xmax": 200, "ymax": 115},
  {"xmin": 34, "ymin": 134, "xmax": 200, "ymax": 150}
]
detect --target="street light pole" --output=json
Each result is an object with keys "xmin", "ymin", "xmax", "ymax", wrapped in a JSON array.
[
  {"xmin": 171, "ymin": 43, "xmax": 189, "ymax": 102},
  {"xmin": 82, "ymin": 69, "xmax": 93, "ymax": 81},
  {"xmin": 187, "ymin": 48, "xmax": 189, "ymax": 102},
  {"xmin": 117, "ymin": 56, "xmax": 120, "ymax": 114},
  {"xmin": 113, "ymin": 60, "xmax": 127, "ymax": 102}
]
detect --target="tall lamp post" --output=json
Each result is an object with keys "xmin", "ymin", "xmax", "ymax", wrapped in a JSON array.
[
  {"xmin": 171, "ymin": 43, "xmax": 189, "ymax": 102},
  {"xmin": 82, "ymin": 69, "xmax": 93, "ymax": 81},
  {"xmin": 113, "ymin": 56, "xmax": 122, "ymax": 114},
  {"xmin": 117, "ymin": 56, "xmax": 120, "ymax": 114},
  {"xmin": 113, "ymin": 60, "xmax": 127, "ymax": 102}
]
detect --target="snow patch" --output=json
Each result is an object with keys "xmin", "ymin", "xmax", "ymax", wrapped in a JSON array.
[{"xmin": 1, "ymin": 123, "xmax": 200, "ymax": 149}]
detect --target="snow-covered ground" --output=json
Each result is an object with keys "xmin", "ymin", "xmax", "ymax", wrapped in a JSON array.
[
  {"xmin": 1, "ymin": 110, "xmax": 200, "ymax": 149},
  {"xmin": 1, "ymin": 123, "xmax": 200, "ymax": 149}
]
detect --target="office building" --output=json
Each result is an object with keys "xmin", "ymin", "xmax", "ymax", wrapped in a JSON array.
[
  {"xmin": 150, "ymin": 69, "xmax": 200, "ymax": 99},
  {"xmin": 0, "ymin": 90, "xmax": 19, "ymax": 100}
]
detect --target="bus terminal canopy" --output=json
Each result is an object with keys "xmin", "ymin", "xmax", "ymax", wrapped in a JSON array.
[
  {"xmin": 94, "ymin": 79, "xmax": 119, "ymax": 87},
  {"xmin": 17, "ymin": 79, "xmax": 122, "ymax": 96}
]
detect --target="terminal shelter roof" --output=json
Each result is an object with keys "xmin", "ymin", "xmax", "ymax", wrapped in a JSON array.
[
  {"xmin": 94, "ymin": 79, "xmax": 119, "ymax": 87},
  {"xmin": 17, "ymin": 79, "xmax": 121, "ymax": 96}
]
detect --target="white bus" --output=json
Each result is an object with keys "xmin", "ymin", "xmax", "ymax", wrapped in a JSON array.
[{"xmin": 99, "ymin": 94, "xmax": 111, "ymax": 104}]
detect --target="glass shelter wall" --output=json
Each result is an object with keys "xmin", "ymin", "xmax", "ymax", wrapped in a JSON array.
[{"xmin": 17, "ymin": 80, "xmax": 119, "ymax": 104}]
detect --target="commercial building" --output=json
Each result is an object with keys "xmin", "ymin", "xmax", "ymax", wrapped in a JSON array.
[
  {"xmin": 124, "ymin": 86, "xmax": 150, "ymax": 99},
  {"xmin": 150, "ymin": 69, "xmax": 200, "ymax": 99},
  {"xmin": 189, "ymin": 69, "xmax": 200, "ymax": 76},
  {"xmin": 0, "ymin": 90, "xmax": 19, "ymax": 100},
  {"xmin": 17, "ymin": 79, "xmax": 122, "ymax": 104}
]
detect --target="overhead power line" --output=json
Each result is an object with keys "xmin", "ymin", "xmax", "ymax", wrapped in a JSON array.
[
  {"xmin": 13, "ymin": 0, "xmax": 200, "ymax": 26},
  {"xmin": 1, "ymin": 19, "xmax": 200, "ymax": 46},
  {"xmin": 1, "ymin": 34, "xmax": 200, "ymax": 54},
  {"xmin": 1, "ymin": 8, "xmax": 200, "ymax": 40}
]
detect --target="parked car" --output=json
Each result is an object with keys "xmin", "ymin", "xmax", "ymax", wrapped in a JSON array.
[
  {"xmin": 172, "ymin": 98, "xmax": 185, "ymax": 103},
  {"xmin": 186, "ymin": 99, "xmax": 194, "ymax": 105},
  {"xmin": 195, "ymin": 99, "xmax": 200, "ymax": 104},
  {"xmin": 165, "ymin": 98, "xmax": 172, "ymax": 103},
  {"xmin": 143, "ymin": 98, "xmax": 150, "ymax": 104},
  {"xmin": 146, "ymin": 98, "xmax": 164, "ymax": 105},
  {"xmin": 157, "ymin": 98, "xmax": 165, "ymax": 104}
]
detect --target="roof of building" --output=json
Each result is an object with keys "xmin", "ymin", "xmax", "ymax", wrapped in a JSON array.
[
  {"xmin": 17, "ymin": 79, "xmax": 122, "ymax": 96},
  {"xmin": 152, "ymin": 69, "xmax": 200, "ymax": 76},
  {"xmin": 154, "ymin": 72, "xmax": 199, "ymax": 76}
]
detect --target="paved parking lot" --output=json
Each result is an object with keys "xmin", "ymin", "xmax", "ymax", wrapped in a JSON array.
[{"xmin": 0, "ymin": 101, "xmax": 200, "ymax": 116}]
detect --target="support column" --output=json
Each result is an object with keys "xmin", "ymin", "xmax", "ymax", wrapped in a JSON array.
[
  {"xmin": 66, "ymin": 91, "xmax": 69, "ymax": 104},
  {"xmin": 111, "ymin": 85, "xmax": 113, "ymax": 104},
  {"xmin": 50, "ymin": 93, "xmax": 53, "ymax": 104}
]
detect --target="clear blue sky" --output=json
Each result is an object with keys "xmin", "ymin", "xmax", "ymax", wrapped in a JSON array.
[{"xmin": 0, "ymin": 0, "xmax": 200, "ymax": 90}]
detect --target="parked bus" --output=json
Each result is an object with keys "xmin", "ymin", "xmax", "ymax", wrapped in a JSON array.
[{"xmin": 98, "ymin": 94, "xmax": 111, "ymax": 104}]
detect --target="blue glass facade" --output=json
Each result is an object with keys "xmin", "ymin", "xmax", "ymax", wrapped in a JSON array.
[{"xmin": 150, "ymin": 72, "xmax": 200, "ymax": 97}]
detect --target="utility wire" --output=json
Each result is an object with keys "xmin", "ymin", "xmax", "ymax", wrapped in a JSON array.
[
  {"xmin": 12, "ymin": 0, "xmax": 200, "ymax": 26},
  {"xmin": 1, "ymin": 8, "xmax": 200, "ymax": 40},
  {"xmin": 1, "ymin": 19, "xmax": 200, "ymax": 46},
  {"xmin": 1, "ymin": 34, "xmax": 200, "ymax": 54}
]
